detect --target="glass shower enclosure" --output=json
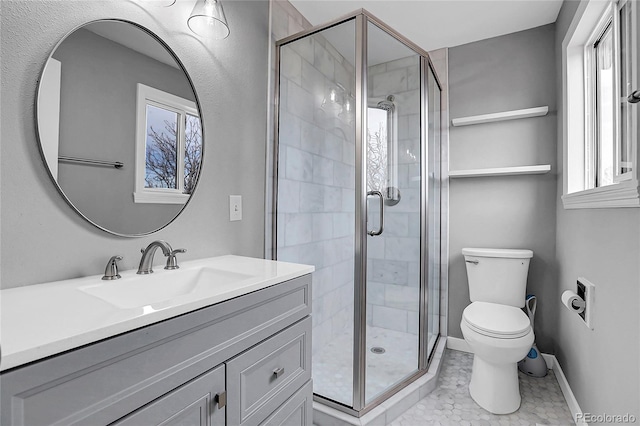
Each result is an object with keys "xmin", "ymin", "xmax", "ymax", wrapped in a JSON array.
[{"xmin": 272, "ymin": 10, "xmax": 442, "ymax": 415}]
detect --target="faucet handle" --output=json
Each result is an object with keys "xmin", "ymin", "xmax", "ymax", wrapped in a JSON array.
[
  {"xmin": 102, "ymin": 255, "xmax": 123, "ymax": 280},
  {"xmin": 165, "ymin": 249, "xmax": 186, "ymax": 270}
]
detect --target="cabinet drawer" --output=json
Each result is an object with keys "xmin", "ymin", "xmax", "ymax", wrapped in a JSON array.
[
  {"xmin": 260, "ymin": 381, "xmax": 313, "ymax": 426},
  {"xmin": 113, "ymin": 364, "xmax": 225, "ymax": 426},
  {"xmin": 227, "ymin": 317, "xmax": 311, "ymax": 426}
]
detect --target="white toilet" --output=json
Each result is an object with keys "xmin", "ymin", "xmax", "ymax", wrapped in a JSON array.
[{"xmin": 460, "ymin": 248, "xmax": 535, "ymax": 415}]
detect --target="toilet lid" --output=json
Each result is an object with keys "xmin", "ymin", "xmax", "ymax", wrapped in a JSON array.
[{"xmin": 463, "ymin": 302, "xmax": 531, "ymax": 338}]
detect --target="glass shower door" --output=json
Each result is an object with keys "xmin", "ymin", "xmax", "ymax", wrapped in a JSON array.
[{"xmin": 364, "ymin": 22, "xmax": 422, "ymax": 403}]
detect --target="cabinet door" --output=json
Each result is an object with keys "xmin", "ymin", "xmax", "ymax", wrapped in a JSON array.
[
  {"xmin": 260, "ymin": 381, "xmax": 312, "ymax": 426},
  {"xmin": 113, "ymin": 364, "xmax": 225, "ymax": 426}
]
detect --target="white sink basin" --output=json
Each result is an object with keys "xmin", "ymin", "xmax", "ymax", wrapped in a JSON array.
[
  {"xmin": 80, "ymin": 267, "xmax": 254, "ymax": 309},
  {"xmin": 1, "ymin": 255, "xmax": 315, "ymax": 372}
]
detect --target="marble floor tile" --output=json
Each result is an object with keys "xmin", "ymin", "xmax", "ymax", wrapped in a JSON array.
[{"xmin": 389, "ymin": 350, "xmax": 574, "ymax": 426}]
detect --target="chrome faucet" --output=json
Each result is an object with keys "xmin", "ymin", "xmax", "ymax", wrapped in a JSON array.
[
  {"xmin": 102, "ymin": 255, "xmax": 123, "ymax": 280},
  {"xmin": 137, "ymin": 240, "xmax": 185, "ymax": 274}
]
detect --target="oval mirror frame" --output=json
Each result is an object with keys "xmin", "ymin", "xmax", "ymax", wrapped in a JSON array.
[{"xmin": 35, "ymin": 19, "xmax": 205, "ymax": 237}]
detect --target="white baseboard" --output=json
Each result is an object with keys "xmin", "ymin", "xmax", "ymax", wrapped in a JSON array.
[
  {"xmin": 544, "ymin": 354, "xmax": 587, "ymax": 425},
  {"xmin": 446, "ymin": 337, "xmax": 585, "ymax": 425},
  {"xmin": 446, "ymin": 336, "xmax": 471, "ymax": 353}
]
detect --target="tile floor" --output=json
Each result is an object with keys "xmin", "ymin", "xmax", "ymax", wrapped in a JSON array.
[{"xmin": 389, "ymin": 349, "xmax": 575, "ymax": 425}]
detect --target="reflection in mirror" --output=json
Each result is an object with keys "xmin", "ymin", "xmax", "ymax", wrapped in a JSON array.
[
  {"xmin": 37, "ymin": 20, "xmax": 203, "ymax": 236},
  {"xmin": 133, "ymin": 83, "xmax": 201, "ymax": 205}
]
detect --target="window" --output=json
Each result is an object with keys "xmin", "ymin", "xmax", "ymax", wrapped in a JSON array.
[
  {"xmin": 367, "ymin": 100, "xmax": 399, "ymax": 203},
  {"xmin": 367, "ymin": 107, "xmax": 389, "ymax": 193},
  {"xmin": 135, "ymin": 84, "xmax": 202, "ymax": 204},
  {"xmin": 588, "ymin": 20, "xmax": 616, "ymax": 188},
  {"xmin": 562, "ymin": 0, "xmax": 638, "ymax": 208},
  {"xmin": 618, "ymin": 0, "xmax": 635, "ymax": 178}
]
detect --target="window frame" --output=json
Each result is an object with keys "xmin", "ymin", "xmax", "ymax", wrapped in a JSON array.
[
  {"xmin": 562, "ymin": 0, "xmax": 639, "ymax": 209},
  {"xmin": 134, "ymin": 83, "xmax": 200, "ymax": 204},
  {"xmin": 616, "ymin": 0, "xmax": 637, "ymax": 182},
  {"xmin": 586, "ymin": 15, "xmax": 616, "ymax": 189}
]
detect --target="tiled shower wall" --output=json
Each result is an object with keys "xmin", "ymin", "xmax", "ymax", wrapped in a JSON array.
[
  {"xmin": 266, "ymin": 0, "xmax": 313, "ymax": 258},
  {"xmin": 275, "ymin": 21, "xmax": 357, "ymax": 355},
  {"xmin": 366, "ymin": 56, "xmax": 422, "ymax": 335}
]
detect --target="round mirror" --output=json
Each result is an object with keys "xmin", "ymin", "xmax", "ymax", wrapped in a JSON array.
[{"xmin": 36, "ymin": 20, "xmax": 204, "ymax": 236}]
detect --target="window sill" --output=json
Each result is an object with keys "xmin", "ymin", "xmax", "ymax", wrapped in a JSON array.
[
  {"xmin": 133, "ymin": 191, "xmax": 189, "ymax": 205},
  {"xmin": 562, "ymin": 180, "xmax": 640, "ymax": 209}
]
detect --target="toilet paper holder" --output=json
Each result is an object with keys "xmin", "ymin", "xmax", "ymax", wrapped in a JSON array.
[{"xmin": 562, "ymin": 278, "xmax": 595, "ymax": 330}]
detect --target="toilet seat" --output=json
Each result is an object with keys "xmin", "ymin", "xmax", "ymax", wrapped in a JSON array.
[{"xmin": 462, "ymin": 302, "xmax": 531, "ymax": 339}]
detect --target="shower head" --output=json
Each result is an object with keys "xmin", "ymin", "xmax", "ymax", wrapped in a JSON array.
[
  {"xmin": 377, "ymin": 95, "xmax": 396, "ymax": 111},
  {"xmin": 628, "ymin": 90, "xmax": 640, "ymax": 104},
  {"xmin": 377, "ymin": 100, "xmax": 393, "ymax": 111}
]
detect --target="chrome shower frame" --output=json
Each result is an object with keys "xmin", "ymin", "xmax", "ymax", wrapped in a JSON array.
[{"xmin": 272, "ymin": 9, "xmax": 444, "ymax": 417}]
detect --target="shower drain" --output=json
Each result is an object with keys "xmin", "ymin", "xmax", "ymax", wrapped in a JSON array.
[{"xmin": 370, "ymin": 347, "xmax": 386, "ymax": 354}]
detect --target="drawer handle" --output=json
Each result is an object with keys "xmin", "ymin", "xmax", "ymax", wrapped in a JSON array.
[
  {"xmin": 273, "ymin": 367, "xmax": 285, "ymax": 378},
  {"xmin": 215, "ymin": 391, "xmax": 227, "ymax": 409}
]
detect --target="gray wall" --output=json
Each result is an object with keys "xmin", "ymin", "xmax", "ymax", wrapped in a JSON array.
[
  {"xmin": 447, "ymin": 24, "xmax": 558, "ymax": 352},
  {"xmin": 554, "ymin": 0, "xmax": 640, "ymax": 418},
  {"xmin": 1, "ymin": 0, "xmax": 270, "ymax": 288},
  {"xmin": 54, "ymin": 27, "xmax": 194, "ymax": 235}
]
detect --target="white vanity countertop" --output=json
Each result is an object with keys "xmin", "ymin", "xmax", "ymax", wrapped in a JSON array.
[{"xmin": 0, "ymin": 255, "xmax": 314, "ymax": 372}]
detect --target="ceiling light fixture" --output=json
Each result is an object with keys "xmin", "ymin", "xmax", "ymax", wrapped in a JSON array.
[{"xmin": 188, "ymin": 0, "xmax": 230, "ymax": 39}]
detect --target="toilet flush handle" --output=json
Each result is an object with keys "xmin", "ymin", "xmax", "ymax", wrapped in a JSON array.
[{"xmin": 466, "ymin": 260, "xmax": 479, "ymax": 265}]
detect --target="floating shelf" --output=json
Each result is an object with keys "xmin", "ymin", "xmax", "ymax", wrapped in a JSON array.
[
  {"xmin": 451, "ymin": 106, "xmax": 549, "ymax": 127},
  {"xmin": 449, "ymin": 164, "xmax": 551, "ymax": 178}
]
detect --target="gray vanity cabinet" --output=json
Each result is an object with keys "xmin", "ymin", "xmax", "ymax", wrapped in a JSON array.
[{"xmin": 0, "ymin": 275, "xmax": 312, "ymax": 426}]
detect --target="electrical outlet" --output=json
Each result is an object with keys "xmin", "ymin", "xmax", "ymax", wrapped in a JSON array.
[
  {"xmin": 229, "ymin": 195, "xmax": 242, "ymax": 221},
  {"xmin": 577, "ymin": 277, "xmax": 595, "ymax": 330}
]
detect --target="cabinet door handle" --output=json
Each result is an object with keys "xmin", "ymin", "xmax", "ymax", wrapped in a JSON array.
[
  {"xmin": 215, "ymin": 391, "xmax": 227, "ymax": 409},
  {"xmin": 273, "ymin": 367, "xmax": 285, "ymax": 378}
]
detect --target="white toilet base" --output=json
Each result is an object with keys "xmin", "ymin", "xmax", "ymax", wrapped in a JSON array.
[{"xmin": 469, "ymin": 355, "xmax": 521, "ymax": 414}]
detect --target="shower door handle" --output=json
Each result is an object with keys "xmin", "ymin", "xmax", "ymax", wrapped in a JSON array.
[{"xmin": 367, "ymin": 190, "xmax": 384, "ymax": 236}]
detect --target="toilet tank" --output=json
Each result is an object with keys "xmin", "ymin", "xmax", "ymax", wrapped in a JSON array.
[{"xmin": 462, "ymin": 248, "xmax": 533, "ymax": 307}]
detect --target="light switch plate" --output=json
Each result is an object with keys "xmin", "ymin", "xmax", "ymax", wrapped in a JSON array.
[{"xmin": 229, "ymin": 195, "xmax": 242, "ymax": 221}]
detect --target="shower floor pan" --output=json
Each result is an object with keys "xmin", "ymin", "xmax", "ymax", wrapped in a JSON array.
[{"xmin": 313, "ymin": 325, "xmax": 420, "ymax": 405}]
